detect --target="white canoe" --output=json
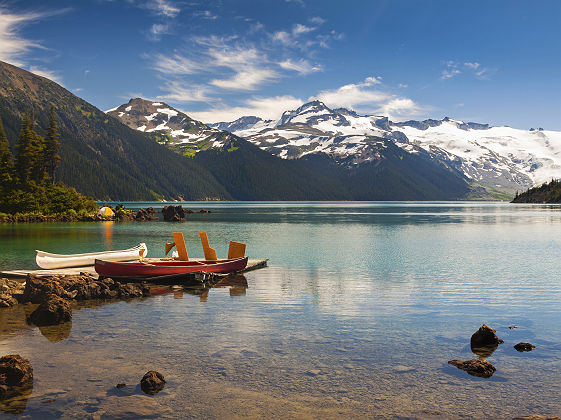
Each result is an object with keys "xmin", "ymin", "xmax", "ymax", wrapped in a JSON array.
[{"xmin": 36, "ymin": 243, "xmax": 147, "ymax": 270}]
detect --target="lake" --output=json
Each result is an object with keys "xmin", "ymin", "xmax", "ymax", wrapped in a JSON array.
[{"xmin": 1, "ymin": 202, "xmax": 561, "ymax": 418}]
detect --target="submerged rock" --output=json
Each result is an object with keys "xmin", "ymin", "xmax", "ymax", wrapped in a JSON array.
[
  {"xmin": 448, "ymin": 358, "xmax": 496, "ymax": 378},
  {"xmin": 140, "ymin": 371, "xmax": 166, "ymax": 395},
  {"xmin": 514, "ymin": 342, "xmax": 536, "ymax": 352},
  {"xmin": 27, "ymin": 295, "xmax": 72, "ymax": 326},
  {"xmin": 0, "ymin": 355, "xmax": 33, "ymax": 388},
  {"xmin": 471, "ymin": 324, "xmax": 504, "ymax": 347}
]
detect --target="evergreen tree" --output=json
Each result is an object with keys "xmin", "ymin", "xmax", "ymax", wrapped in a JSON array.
[
  {"xmin": 15, "ymin": 113, "xmax": 45, "ymax": 187},
  {"xmin": 44, "ymin": 106, "xmax": 61, "ymax": 183},
  {"xmin": 0, "ymin": 117, "xmax": 15, "ymax": 189}
]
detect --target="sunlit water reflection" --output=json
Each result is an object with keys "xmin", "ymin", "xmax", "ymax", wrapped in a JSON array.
[{"xmin": 1, "ymin": 202, "xmax": 561, "ymax": 418}]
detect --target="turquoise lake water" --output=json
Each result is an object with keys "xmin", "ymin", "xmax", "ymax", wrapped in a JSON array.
[{"xmin": 1, "ymin": 202, "xmax": 561, "ymax": 418}]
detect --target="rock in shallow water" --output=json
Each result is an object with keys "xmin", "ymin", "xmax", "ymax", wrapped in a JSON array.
[
  {"xmin": 27, "ymin": 295, "xmax": 72, "ymax": 326},
  {"xmin": 448, "ymin": 358, "xmax": 496, "ymax": 378},
  {"xmin": 0, "ymin": 355, "xmax": 33, "ymax": 388},
  {"xmin": 514, "ymin": 342, "xmax": 536, "ymax": 352},
  {"xmin": 140, "ymin": 371, "xmax": 166, "ymax": 395},
  {"xmin": 470, "ymin": 324, "xmax": 504, "ymax": 347},
  {"xmin": 0, "ymin": 293, "xmax": 18, "ymax": 308}
]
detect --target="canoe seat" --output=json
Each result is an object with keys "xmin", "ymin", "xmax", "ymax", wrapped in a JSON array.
[
  {"xmin": 199, "ymin": 232, "xmax": 217, "ymax": 261},
  {"xmin": 172, "ymin": 232, "xmax": 189, "ymax": 261},
  {"xmin": 228, "ymin": 241, "xmax": 246, "ymax": 259}
]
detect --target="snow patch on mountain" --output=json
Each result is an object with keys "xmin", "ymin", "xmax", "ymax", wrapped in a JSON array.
[{"xmin": 212, "ymin": 101, "xmax": 561, "ymax": 191}]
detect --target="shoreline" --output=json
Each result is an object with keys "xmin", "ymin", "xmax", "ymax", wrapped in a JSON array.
[{"xmin": 0, "ymin": 205, "xmax": 211, "ymax": 224}]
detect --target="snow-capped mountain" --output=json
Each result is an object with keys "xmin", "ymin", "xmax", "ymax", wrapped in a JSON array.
[
  {"xmin": 106, "ymin": 98, "xmax": 235, "ymax": 156},
  {"xmin": 214, "ymin": 101, "xmax": 561, "ymax": 192}
]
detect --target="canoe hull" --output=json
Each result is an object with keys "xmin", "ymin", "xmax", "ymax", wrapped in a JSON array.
[
  {"xmin": 95, "ymin": 257, "xmax": 249, "ymax": 278},
  {"xmin": 36, "ymin": 243, "xmax": 147, "ymax": 269}
]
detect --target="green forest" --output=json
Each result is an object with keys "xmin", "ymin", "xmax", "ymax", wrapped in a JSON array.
[{"xmin": 0, "ymin": 108, "xmax": 97, "ymax": 216}]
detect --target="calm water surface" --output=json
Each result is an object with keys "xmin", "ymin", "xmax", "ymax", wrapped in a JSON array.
[{"xmin": 1, "ymin": 202, "xmax": 561, "ymax": 419}]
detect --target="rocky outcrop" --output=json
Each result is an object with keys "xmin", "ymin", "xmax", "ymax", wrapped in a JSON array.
[
  {"xmin": 22, "ymin": 275, "xmax": 72, "ymax": 304},
  {"xmin": 140, "ymin": 371, "xmax": 166, "ymax": 395},
  {"xmin": 27, "ymin": 295, "xmax": 72, "ymax": 326},
  {"xmin": 134, "ymin": 207, "xmax": 158, "ymax": 221},
  {"xmin": 21, "ymin": 274, "xmax": 150, "ymax": 303},
  {"xmin": 0, "ymin": 294, "xmax": 18, "ymax": 308},
  {"xmin": 0, "ymin": 355, "xmax": 33, "ymax": 388},
  {"xmin": 448, "ymin": 358, "xmax": 496, "ymax": 378},
  {"xmin": 115, "ymin": 282, "xmax": 150, "ymax": 299},
  {"xmin": 162, "ymin": 205, "xmax": 186, "ymax": 222},
  {"xmin": 514, "ymin": 342, "xmax": 536, "ymax": 352},
  {"xmin": 513, "ymin": 416, "xmax": 561, "ymax": 420},
  {"xmin": 471, "ymin": 324, "xmax": 503, "ymax": 347}
]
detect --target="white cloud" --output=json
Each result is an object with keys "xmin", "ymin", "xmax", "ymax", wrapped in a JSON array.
[
  {"xmin": 184, "ymin": 76, "xmax": 424, "ymax": 123},
  {"xmin": 150, "ymin": 23, "xmax": 169, "ymax": 39},
  {"xmin": 292, "ymin": 23, "xmax": 315, "ymax": 35},
  {"xmin": 376, "ymin": 98, "xmax": 420, "ymax": 119},
  {"xmin": 157, "ymin": 80, "xmax": 210, "ymax": 103},
  {"xmin": 271, "ymin": 19, "xmax": 339, "ymax": 50},
  {"xmin": 464, "ymin": 61, "xmax": 480, "ymax": 69},
  {"xmin": 28, "ymin": 66, "xmax": 63, "ymax": 85},
  {"xmin": 278, "ymin": 58, "xmax": 322, "ymax": 75},
  {"xmin": 194, "ymin": 10, "xmax": 217, "ymax": 20},
  {"xmin": 441, "ymin": 68, "xmax": 461, "ymax": 80},
  {"xmin": 309, "ymin": 16, "xmax": 325, "ymax": 25},
  {"xmin": 211, "ymin": 68, "xmax": 278, "ymax": 91},
  {"xmin": 313, "ymin": 76, "xmax": 388, "ymax": 109},
  {"xmin": 312, "ymin": 76, "xmax": 422, "ymax": 120},
  {"xmin": 441, "ymin": 60, "xmax": 492, "ymax": 80},
  {"xmin": 151, "ymin": 53, "xmax": 203, "ymax": 75},
  {"xmin": 187, "ymin": 95, "xmax": 304, "ymax": 123},
  {"xmin": 146, "ymin": 0, "xmax": 179, "ymax": 18},
  {"xmin": 0, "ymin": 7, "xmax": 46, "ymax": 66}
]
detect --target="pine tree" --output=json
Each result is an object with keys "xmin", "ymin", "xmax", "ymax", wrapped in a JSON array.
[
  {"xmin": 0, "ymin": 117, "xmax": 15, "ymax": 188},
  {"xmin": 44, "ymin": 106, "xmax": 61, "ymax": 183},
  {"xmin": 15, "ymin": 112, "xmax": 45, "ymax": 187}
]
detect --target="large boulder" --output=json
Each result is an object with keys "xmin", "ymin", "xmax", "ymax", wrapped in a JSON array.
[
  {"xmin": 140, "ymin": 371, "xmax": 166, "ymax": 395},
  {"xmin": 448, "ymin": 358, "xmax": 496, "ymax": 378},
  {"xmin": 22, "ymin": 275, "xmax": 72, "ymax": 303},
  {"xmin": 471, "ymin": 324, "xmax": 504, "ymax": 347},
  {"xmin": 0, "ymin": 355, "xmax": 33, "ymax": 387},
  {"xmin": 27, "ymin": 295, "xmax": 72, "ymax": 326}
]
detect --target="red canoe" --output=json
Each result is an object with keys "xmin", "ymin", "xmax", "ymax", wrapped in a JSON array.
[{"xmin": 95, "ymin": 257, "xmax": 248, "ymax": 278}]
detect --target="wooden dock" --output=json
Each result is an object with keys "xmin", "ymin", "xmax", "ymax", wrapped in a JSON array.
[{"xmin": 0, "ymin": 258, "xmax": 268, "ymax": 283}]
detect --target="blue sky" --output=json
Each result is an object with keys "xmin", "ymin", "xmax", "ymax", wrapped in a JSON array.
[{"xmin": 1, "ymin": 0, "xmax": 560, "ymax": 128}]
